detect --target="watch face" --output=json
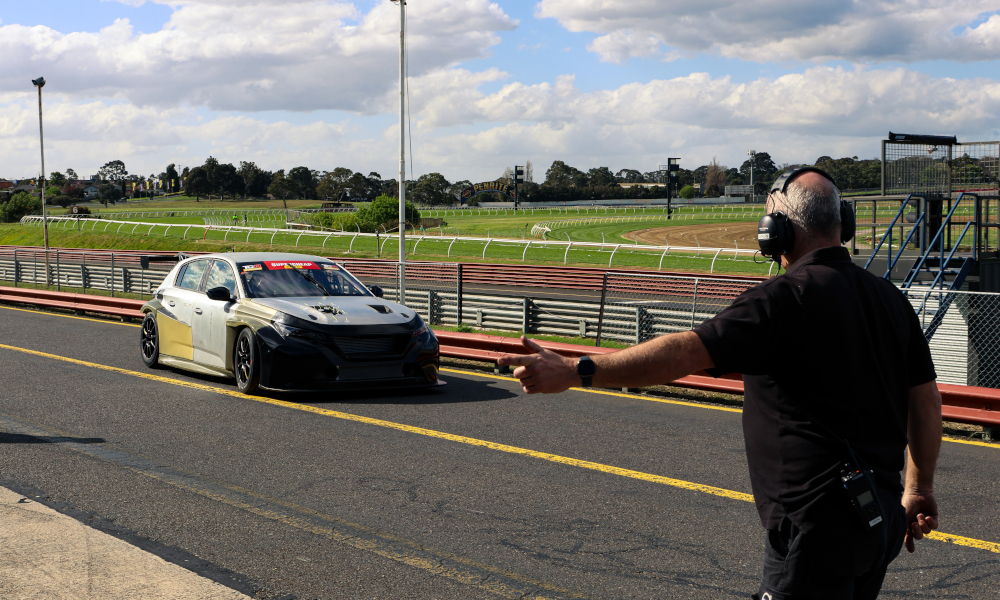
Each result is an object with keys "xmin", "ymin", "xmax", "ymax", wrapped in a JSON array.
[{"xmin": 578, "ymin": 357, "xmax": 596, "ymax": 377}]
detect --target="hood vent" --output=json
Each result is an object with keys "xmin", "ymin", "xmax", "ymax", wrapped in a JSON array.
[{"xmin": 368, "ymin": 304, "xmax": 392, "ymax": 314}]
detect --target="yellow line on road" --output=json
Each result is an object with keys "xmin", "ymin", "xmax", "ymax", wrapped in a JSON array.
[
  {"xmin": 3, "ymin": 304, "xmax": 995, "ymax": 444},
  {"xmin": 0, "ymin": 304, "xmax": 140, "ymax": 327},
  {"xmin": 441, "ymin": 367, "xmax": 742, "ymax": 413},
  {"xmin": 1, "ymin": 341, "xmax": 998, "ymax": 555}
]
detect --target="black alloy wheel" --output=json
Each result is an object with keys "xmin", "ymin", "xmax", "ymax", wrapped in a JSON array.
[
  {"xmin": 235, "ymin": 328, "xmax": 261, "ymax": 394},
  {"xmin": 140, "ymin": 313, "xmax": 160, "ymax": 368}
]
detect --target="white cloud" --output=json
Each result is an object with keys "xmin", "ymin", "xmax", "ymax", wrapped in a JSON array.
[
  {"xmin": 587, "ymin": 30, "xmax": 662, "ymax": 64},
  {"xmin": 536, "ymin": 0, "xmax": 1000, "ymax": 63},
  {"xmin": 0, "ymin": 0, "xmax": 517, "ymax": 113}
]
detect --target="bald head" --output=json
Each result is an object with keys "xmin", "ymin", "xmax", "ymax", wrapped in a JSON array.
[{"xmin": 770, "ymin": 171, "xmax": 841, "ymax": 240}]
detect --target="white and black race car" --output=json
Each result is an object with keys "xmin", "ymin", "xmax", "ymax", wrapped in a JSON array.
[{"xmin": 139, "ymin": 252, "xmax": 441, "ymax": 394}]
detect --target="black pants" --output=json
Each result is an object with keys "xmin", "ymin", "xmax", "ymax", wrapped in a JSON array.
[{"xmin": 753, "ymin": 490, "xmax": 906, "ymax": 600}]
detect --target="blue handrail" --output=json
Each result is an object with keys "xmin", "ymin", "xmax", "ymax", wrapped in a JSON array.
[
  {"xmin": 901, "ymin": 193, "xmax": 967, "ymax": 289},
  {"xmin": 883, "ymin": 212, "xmax": 924, "ymax": 279},
  {"xmin": 913, "ymin": 221, "xmax": 974, "ymax": 315},
  {"xmin": 863, "ymin": 194, "xmax": 912, "ymax": 271}
]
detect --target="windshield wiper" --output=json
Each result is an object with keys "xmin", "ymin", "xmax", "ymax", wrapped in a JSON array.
[{"xmin": 288, "ymin": 265, "xmax": 330, "ymax": 296}]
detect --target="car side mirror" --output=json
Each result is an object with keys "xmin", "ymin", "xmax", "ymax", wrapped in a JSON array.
[
  {"xmin": 206, "ymin": 286, "xmax": 234, "ymax": 302},
  {"xmin": 369, "ymin": 285, "xmax": 384, "ymax": 298}
]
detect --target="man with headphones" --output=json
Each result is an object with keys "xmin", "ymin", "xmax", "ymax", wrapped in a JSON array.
[{"xmin": 499, "ymin": 167, "xmax": 942, "ymax": 599}]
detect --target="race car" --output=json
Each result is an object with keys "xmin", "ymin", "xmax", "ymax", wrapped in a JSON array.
[{"xmin": 139, "ymin": 252, "xmax": 441, "ymax": 394}]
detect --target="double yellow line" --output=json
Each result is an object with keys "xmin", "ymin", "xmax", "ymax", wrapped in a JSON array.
[{"xmin": 0, "ymin": 337, "xmax": 997, "ymax": 554}]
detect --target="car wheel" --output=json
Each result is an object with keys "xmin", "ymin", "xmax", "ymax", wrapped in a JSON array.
[
  {"xmin": 234, "ymin": 328, "xmax": 261, "ymax": 394},
  {"xmin": 140, "ymin": 313, "xmax": 160, "ymax": 368}
]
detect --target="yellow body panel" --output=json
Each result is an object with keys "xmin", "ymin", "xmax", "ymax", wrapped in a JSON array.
[{"xmin": 156, "ymin": 311, "xmax": 193, "ymax": 360}]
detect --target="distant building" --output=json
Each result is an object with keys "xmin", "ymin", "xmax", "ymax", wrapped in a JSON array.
[
  {"xmin": 618, "ymin": 182, "xmax": 665, "ymax": 189},
  {"xmin": 82, "ymin": 185, "xmax": 101, "ymax": 199},
  {"xmin": 0, "ymin": 180, "xmax": 12, "ymax": 190}
]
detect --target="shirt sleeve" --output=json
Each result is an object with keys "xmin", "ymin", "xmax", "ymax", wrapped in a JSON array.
[
  {"xmin": 693, "ymin": 284, "xmax": 777, "ymax": 377},
  {"xmin": 905, "ymin": 305, "xmax": 937, "ymax": 387}
]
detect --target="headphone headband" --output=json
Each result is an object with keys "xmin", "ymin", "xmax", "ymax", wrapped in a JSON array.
[{"xmin": 769, "ymin": 166, "xmax": 838, "ymax": 195}]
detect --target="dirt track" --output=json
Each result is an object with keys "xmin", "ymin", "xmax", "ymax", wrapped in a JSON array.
[{"xmin": 628, "ymin": 222, "xmax": 760, "ymax": 249}]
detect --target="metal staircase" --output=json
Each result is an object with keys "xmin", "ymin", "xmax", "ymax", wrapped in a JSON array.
[{"xmin": 864, "ymin": 193, "xmax": 978, "ymax": 340}]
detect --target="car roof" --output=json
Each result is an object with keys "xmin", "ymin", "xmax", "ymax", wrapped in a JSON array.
[{"xmin": 185, "ymin": 252, "xmax": 331, "ymax": 264}]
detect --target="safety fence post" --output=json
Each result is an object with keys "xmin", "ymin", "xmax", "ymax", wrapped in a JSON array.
[
  {"xmin": 110, "ymin": 252, "xmax": 115, "ymax": 298},
  {"xmin": 55, "ymin": 249, "xmax": 60, "ymax": 292},
  {"xmin": 595, "ymin": 272, "xmax": 609, "ymax": 348},
  {"xmin": 456, "ymin": 263, "xmax": 463, "ymax": 326},
  {"xmin": 690, "ymin": 279, "xmax": 699, "ymax": 328},
  {"xmin": 13, "ymin": 248, "xmax": 17, "ymax": 287},
  {"xmin": 522, "ymin": 297, "xmax": 531, "ymax": 334},
  {"xmin": 709, "ymin": 248, "xmax": 723, "ymax": 273}
]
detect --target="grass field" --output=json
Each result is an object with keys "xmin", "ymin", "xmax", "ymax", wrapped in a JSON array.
[{"xmin": 2, "ymin": 222, "xmax": 777, "ymax": 277}]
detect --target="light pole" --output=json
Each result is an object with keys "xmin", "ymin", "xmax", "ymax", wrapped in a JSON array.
[
  {"xmin": 747, "ymin": 150, "xmax": 756, "ymax": 201},
  {"xmin": 392, "ymin": 0, "xmax": 407, "ymax": 305},
  {"xmin": 33, "ymin": 76, "xmax": 51, "ymax": 286}
]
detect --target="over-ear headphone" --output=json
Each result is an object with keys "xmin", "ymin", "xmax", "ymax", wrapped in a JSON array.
[{"xmin": 757, "ymin": 166, "xmax": 855, "ymax": 263}]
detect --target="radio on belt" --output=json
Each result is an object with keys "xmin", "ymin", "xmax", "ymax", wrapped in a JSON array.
[{"xmin": 840, "ymin": 465, "xmax": 884, "ymax": 529}]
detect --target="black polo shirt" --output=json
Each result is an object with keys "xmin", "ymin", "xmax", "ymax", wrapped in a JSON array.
[{"xmin": 694, "ymin": 246, "xmax": 936, "ymax": 530}]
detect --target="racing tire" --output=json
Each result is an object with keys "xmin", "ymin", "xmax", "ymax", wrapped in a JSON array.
[
  {"xmin": 234, "ymin": 328, "xmax": 261, "ymax": 395},
  {"xmin": 140, "ymin": 313, "xmax": 160, "ymax": 368}
]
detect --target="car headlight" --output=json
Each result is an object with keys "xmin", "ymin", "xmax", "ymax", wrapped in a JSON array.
[
  {"xmin": 412, "ymin": 322, "xmax": 430, "ymax": 338},
  {"xmin": 271, "ymin": 315, "xmax": 327, "ymax": 342}
]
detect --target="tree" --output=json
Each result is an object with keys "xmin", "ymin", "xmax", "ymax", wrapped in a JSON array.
[
  {"xmin": 356, "ymin": 194, "xmax": 420, "ymax": 232},
  {"xmin": 247, "ymin": 169, "xmax": 272, "ymax": 198},
  {"xmin": 447, "ymin": 180, "xmax": 472, "ymax": 203},
  {"xmin": 267, "ymin": 170, "xmax": 294, "ymax": 208},
  {"xmin": 97, "ymin": 160, "xmax": 128, "ymax": 196},
  {"xmin": 45, "ymin": 186, "xmax": 61, "ymax": 199},
  {"xmin": 65, "ymin": 168, "xmax": 79, "ymax": 181},
  {"xmin": 544, "ymin": 160, "xmax": 587, "ymax": 187},
  {"xmin": 98, "ymin": 183, "xmax": 119, "ymax": 206},
  {"xmin": 0, "ymin": 192, "xmax": 42, "ymax": 223},
  {"xmin": 524, "ymin": 160, "xmax": 534, "ymax": 184},
  {"xmin": 165, "ymin": 164, "xmax": 180, "ymax": 193},
  {"xmin": 202, "ymin": 156, "xmax": 220, "ymax": 199},
  {"xmin": 185, "ymin": 167, "xmax": 211, "ymax": 201},
  {"xmin": 50, "ymin": 194, "xmax": 73, "ymax": 208},
  {"xmin": 215, "ymin": 163, "xmax": 241, "ymax": 200},
  {"xmin": 739, "ymin": 151, "xmax": 778, "ymax": 194},
  {"xmin": 287, "ymin": 166, "xmax": 317, "ymax": 199},
  {"xmin": 410, "ymin": 172, "xmax": 451, "ymax": 205},
  {"xmin": 49, "ymin": 172, "xmax": 67, "ymax": 187},
  {"xmin": 704, "ymin": 157, "xmax": 727, "ymax": 197},
  {"xmin": 679, "ymin": 185, "xmax": 696, "ymax": 200},
  {"xmin": 63, "ymin": 185, "xmax": 84, "ymax": 199},
  {"xmin": 615, "ymin": 169, "xmax": 644, "ymax": 183},
  {"xmin": 587, "ymin": 166, "xmax": 616, "ymax": 187},
  {"xmin": 237, "ymin": 161, "xmax": 261, "ymax": 199}
]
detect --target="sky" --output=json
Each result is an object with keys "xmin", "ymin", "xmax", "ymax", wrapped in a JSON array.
[{"xmin": 2, "ymin": 0, "xmax": 999, "ymax": 183}]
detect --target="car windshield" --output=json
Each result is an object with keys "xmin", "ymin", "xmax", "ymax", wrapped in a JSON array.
[{"xmin": 236, "ymin": 260, "xmax": 370, "ymax": 298}]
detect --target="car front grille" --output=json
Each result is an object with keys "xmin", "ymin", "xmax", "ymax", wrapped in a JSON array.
[
  {"xmin": 332, "ymin": 335, "xmax": 407, "ymax": 357},
  {"xmin": 337, "ymin": 363, "xmax": 405, "ymax": 381}
]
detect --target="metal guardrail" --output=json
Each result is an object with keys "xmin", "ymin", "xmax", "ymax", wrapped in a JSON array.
[{"xmin": 0, "ymin": 286, "xmax": 997, "ymax": 432}]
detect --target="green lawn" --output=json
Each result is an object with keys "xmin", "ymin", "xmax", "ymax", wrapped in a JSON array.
[{"xmin": 1, "ymin": 223, "xmax": 775, "ymax": 277}]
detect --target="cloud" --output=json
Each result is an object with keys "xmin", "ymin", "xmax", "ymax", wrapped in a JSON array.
[
  {"xmin": 536, "ymin": 0, "xmax": 1000, "ymax": 63},
  {"xmin": 0, "ymin": 0, "xmax": 517, "ymax": 113}
]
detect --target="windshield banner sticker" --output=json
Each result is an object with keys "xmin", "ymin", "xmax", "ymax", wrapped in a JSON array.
[
  {"xmin": 241, "ymin": 264, "xmax": 263, "ymax": 272},
  {"xmin": 264, "ymin": 261, "xmax": 319, "ymax": 270},
  {"xmin": 321, "ymin": 264, "xmax": 339, "ymax": 270}
]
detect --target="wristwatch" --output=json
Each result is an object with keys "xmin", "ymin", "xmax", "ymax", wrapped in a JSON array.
[{"xmin": 577, "ymin": 356, "xmax": 596, "ymax": 387}]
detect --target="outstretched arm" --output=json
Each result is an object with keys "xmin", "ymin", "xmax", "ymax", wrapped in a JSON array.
[
  {"xmin": 496, "ymin": 331, "xmax": 715, "ymax": 394},
  {"xmin": 902, "ymin": 380, "xmax": 942, "ymax": 553}
]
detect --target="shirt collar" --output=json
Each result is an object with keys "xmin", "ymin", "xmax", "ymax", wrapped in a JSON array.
[{"xmin": 786, "ymin": 246, "xmax": 852, "ymax": 275}]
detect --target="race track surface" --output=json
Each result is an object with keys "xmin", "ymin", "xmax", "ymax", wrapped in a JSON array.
[{"xmin": 0, "ymin": 305, "xmax": 997, "ymax": 599}]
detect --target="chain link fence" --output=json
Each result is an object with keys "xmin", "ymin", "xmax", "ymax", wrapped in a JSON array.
[
  {"xmin": 883, "ymin": 140, "xmax": 998, "ymax": 196},
  {"xmin": 907, "ymin": 289, "xmax": 1000, "ymax": 387}
]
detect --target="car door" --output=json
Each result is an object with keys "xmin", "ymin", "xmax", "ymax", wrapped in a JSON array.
[
  {"xmin": 159, "ymin": 259, "xmax": 210, "ymax": 361},
  {"xmin": 194, "ymin": 260, "xmax": 239, "ymax": 368}
]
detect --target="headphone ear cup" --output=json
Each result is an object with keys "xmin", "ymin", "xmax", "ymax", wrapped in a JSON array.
[
  {"xmin": 757, "ymin": 212, "xmax": 794, "ymax": 260},
  {"xmin": 840, "ymin": 200, "xmax": 855, "ymax": 243}
]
